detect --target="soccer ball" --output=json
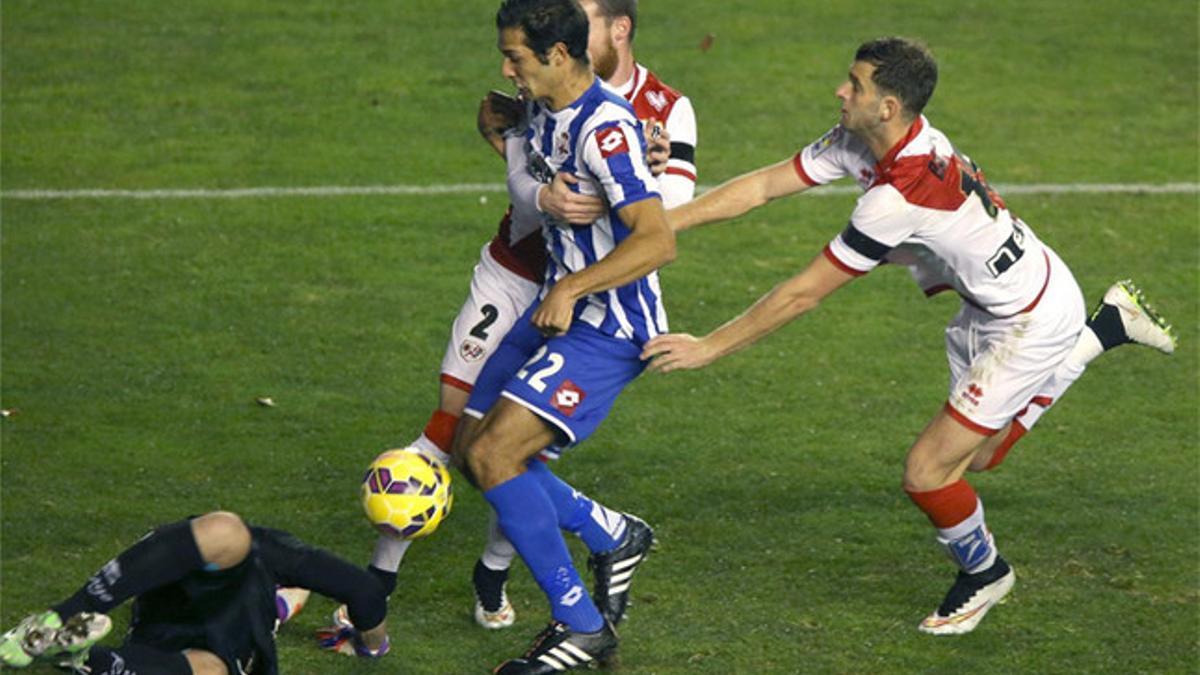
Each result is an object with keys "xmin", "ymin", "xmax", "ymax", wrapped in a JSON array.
[{"xmin": 360, "ymin": 449, "xmax": 453, "ymax": 539}]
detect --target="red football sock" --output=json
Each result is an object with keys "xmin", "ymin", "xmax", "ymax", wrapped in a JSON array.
[
  {"xmin": 423, "ymin": 409, "xmax": 459, "ymax": 454},
  {"xmin": 983, "ymin": 420, "xmax": 1028, "ymax": 471},
  {"xmin": 906, "ymin": 479, "xmax": 978, "ymax": 528}
]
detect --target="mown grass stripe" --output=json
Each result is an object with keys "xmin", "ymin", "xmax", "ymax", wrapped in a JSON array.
[{"xmin": 2, "ymin": 182, "xmax": 1197, "ymax": 200}]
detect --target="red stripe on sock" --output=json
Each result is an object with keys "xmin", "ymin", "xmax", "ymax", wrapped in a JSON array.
[
  {"xmin": 423, "ymin": 410, "xmax": 460, "ymax": 454},
  {"xmin": 906, "ymin": 479, "xmax": 978, "ymax": 529},
  {"xmin": 984, "ymin": 420, "xmax": 1028, "ymax": 471}
]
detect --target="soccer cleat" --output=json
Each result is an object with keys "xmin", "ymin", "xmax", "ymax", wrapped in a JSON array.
[
  {"xmin": 0, "ymin": 611, "xmax": 59, "ymax": 668},
  {"xmin": 330, "ymin": 603, "xmax": 353, "ymax": 630},
  {"xmin": 1096, "ymin": 279, "xmax": 1177, "ymax": 354},
  {"xmin": 316, "ymin": 624, "xmax": 391, "ymax": 658},
  {"xmin": 493, "ymin": 620, "xmax": 618, "ymax": 674},
  {"xmin": 275, "ymin": 586, "xmax": 311, "ymax": 626},
  {"xmin": 48, "ymin": 613, "xmax": 113, "ymax": 669},
  {"xmin": 588, "ymin": 513, "xmax": 654, "ymax": 625},
  {"xmin": 1, "ymin": 611, "xmax": 111, "ymax": 669},
  {"xmin": 919, "ymin": 556, "xmax": 1015, "ymax": 635},
  {"xmin": 473, "ymin": 559, "xmax": 516, "ymax": 629}
]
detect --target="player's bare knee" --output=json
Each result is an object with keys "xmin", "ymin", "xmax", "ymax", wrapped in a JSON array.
[
  {"xmin": 465, "ymin": 433, "xmax": 518, "ymax": 490},
  {"xmin": 184, "ymin": 648, "xmax": 229, "ymax": 675},
  {"xmin": 191, "ymin": 511, "xmax": 251, "ymax": 570},
  {"xmin": 903, "ymin": 449, "xmax": 948, "ymax": 492}
]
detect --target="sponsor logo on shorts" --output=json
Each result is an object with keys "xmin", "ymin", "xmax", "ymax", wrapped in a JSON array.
[
  {"xmin": 551, "ymin": 380, "xmax": 586, "ymax": 416},
  {"xmin": 964, "ymin": 383, "xmax": 984, "ymax": 406},
  {"xmin": 459, "ymin": 339, "xmax": 487, "ymax": 362}
]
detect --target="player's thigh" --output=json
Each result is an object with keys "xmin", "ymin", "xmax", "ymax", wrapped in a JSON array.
[
  {"xmin": 440, "ymin": 246, "xmax": 540, "ymax": 390},
  {"xmin": 499, "ymin": 325, "xmax": 646, "ymax": 447},
  {"xmin": 463, "ymin": 306, "xmax": 546, "ymax": 420},
  {"xmin": 905, "ymin": 407, "xmax": 993, "ymax": 490},
  {"xmin": 468, "ymin": 398, "xmax": 560, "ymax": 487}
]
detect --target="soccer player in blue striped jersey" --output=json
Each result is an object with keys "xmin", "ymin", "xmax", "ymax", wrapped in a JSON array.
[{"xmin": 453, "ymin": 0, "xmax": 675, "ymax": 671}]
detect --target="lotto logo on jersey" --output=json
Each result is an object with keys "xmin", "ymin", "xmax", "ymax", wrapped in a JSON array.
[
  {"xmin": 596, "ymin": 126, "xmax": 629, "ymax": 158},
  {"xmin": 551, "ymin": 380, "xmax": 586, "ymax": 416}
]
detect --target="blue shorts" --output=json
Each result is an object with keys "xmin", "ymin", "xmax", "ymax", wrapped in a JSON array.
[{"xmin": 464, "ymin": 305, "xmax": 646, "ymax": 446}]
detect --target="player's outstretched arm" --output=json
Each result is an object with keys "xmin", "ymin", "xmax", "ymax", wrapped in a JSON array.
[
  {"xmin": 532, "ymin": 197, "xmax": 675, "ymax": 334},
  {"xmin": 668, "ymin": 156, "xmax": 811, "ymax": 233},
  {"xmin": 642, "ymin": 252, "xmax": 854, "ymax": 373}
]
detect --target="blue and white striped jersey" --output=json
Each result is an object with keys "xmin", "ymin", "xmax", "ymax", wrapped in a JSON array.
[{"xmin": 518, "ymin": 77, "xmax": 667, "ymax": 344}]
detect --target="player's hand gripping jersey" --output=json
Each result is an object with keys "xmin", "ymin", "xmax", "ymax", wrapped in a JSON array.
[
  {"xmin": 518, "ymin": 77, "xmax": 667, "ymax": 343},
  {"xmin": 795, "ymin": 117, "xmax": 1051, "ymax": 317}
]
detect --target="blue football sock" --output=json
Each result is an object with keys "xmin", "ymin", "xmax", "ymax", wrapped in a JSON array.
[
  {"xmin": 485, "ymin": 471, "xmax": 604, "ymax": 632},
  {"xmin": 526, "ymin": 460, "xmax": 626, "ymax": 554}
]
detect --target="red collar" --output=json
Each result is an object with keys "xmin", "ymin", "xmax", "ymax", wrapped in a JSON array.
[
  {"xmin": 873, "ymin": 115, "xmax": 925, "ymax": 176},
  {"xmin": 622, "ymin": 64, "xmax": 643, "ymax": 102}
]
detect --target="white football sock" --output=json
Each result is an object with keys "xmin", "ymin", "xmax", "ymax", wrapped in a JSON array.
[
  {"xmin": 480, "ymin": 510, "xmax": 517, "ymax": 571},
  {"xmin": 370, "ymin": 534, "xmax": 412, "ymax": 573},
  {"xmin": 410, "ymin": 433, "xmax": 451, "ymax": 465}
]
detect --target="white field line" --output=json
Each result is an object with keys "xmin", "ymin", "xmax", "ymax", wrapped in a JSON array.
[{"xmin": 1, "ymin": 182, "xmax": 1197, "ymax": 201}]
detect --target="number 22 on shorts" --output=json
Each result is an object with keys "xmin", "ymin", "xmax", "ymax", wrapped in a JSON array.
[{"xmin": 516, "ymin": 345, "xmax": 564, "ymax": 393}]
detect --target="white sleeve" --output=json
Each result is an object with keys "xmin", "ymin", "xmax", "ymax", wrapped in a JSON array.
[
  {"xmin": 581, "ymin": 120, "xmax": 660, "ymax": 211},
  {"xmin": 505, "ymin": 134, "xmax": 542, "ymax": 225},
  {"xmin": 660, "ymin": 96, "xmax": 697, "ymax": 208},
  {"xmin": 795, "ymin": 125, "xmax": 855, "ymax": 186},
  {"xmin": 825, "ymin": 185, "xmax": 915, "ymax": 274}
]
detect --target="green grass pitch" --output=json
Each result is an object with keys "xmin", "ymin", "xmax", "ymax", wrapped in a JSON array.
[{"xmin": 2, "ymin": 1, "xmax": 1197, "ymax": 673}]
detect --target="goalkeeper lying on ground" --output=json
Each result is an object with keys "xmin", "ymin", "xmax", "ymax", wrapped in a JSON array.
[{"xmin": 0, "ymin": 511, "xmax": 388, "ymax": 674}]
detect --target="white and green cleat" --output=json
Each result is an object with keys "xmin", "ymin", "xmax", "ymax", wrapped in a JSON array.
[
  {"xmin": 0, "ymin": 611, "xmax": 111, "ymax": 669},
  {"xmin": 1099, "ymin": 279, "xmax": 1177, "ymax": 355}
]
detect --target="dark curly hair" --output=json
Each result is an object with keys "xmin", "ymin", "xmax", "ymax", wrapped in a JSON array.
[
  {"xmin": 497, "ymin": 0, "xmax": 590, "ymax": 64},
  {"xmin": 855, "ymin": 37, "xmax": 938, "ymax": 118}
]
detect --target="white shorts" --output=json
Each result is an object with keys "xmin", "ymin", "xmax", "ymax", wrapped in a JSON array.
[
  {"xmin": 439, "ymin": 244, "xmax": 540, "ymax": 392},
  {"xmin": 944, "ymin": 247, "xmax": 1085, "ymax": 433}
]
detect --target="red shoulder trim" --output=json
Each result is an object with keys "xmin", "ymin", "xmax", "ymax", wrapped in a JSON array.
[
  {"xmin": 881, "ymin": 154, "xmax": 967, "ymax": 211},
  {"xmin": 631, "ymin": 67, "xmax": 683, "ymax": 122}
]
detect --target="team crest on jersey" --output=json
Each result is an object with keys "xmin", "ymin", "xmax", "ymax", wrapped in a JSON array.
[
  {"xmin": 551, "ymin": 379, "xmax": 586, "ymax": 416},
  {"xmin": 459, "ymin": 338, "xmax": 487, "ymax": 363},
  {"xmin": 810, "ymin": 126, "xmax": 844, "ymax": 158},
  {"xmin": 645, "ymin": 89, "xmax": 668, "ymax": 112},
  {"xmin": 596, "ymin": 126, "xmax": 629, "ymax": 158}
]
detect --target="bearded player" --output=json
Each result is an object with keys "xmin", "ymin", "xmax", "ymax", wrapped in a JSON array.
[{"xmin": 642, "ymin": 36, "xmax": 1176, "ymax": 635}]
